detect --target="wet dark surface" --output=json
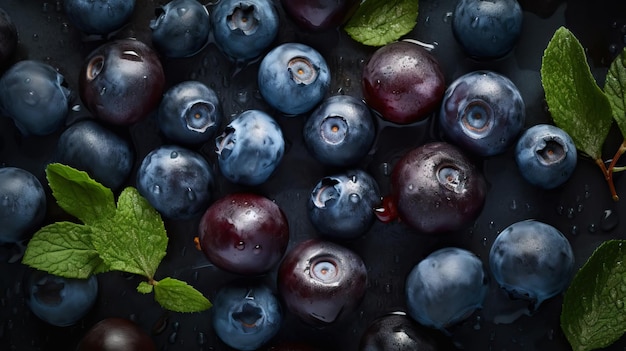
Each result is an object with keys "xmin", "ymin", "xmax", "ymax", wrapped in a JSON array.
[{"xmin": 1, "ymin": 0, "xmax": 626, "ymax": 350}]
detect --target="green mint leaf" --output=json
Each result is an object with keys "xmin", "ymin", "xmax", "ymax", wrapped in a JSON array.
[
  {"xmin": 22, "ymin": 221, "xmax": 108, "ymax": 279},
  {"xmin": 540, "ymin": 26, "xmax": 613, "ymax": 160},
  {"xmin": 46, "ymin": 163, "xmax": 116, "ymax": 225},
  {"xmin": 344, "ymin": 0, "xmax": 419, "ymax": 47},
  {"xmin": 91, "ymin": 187, "xmax": 167, "ymax": 279},
  {"xmin": 604, "ymin": 47, "xmax": 626, "ymax": 138},
  {"xmin": 137, "ymin": 281, "xmax": 154, "ymax": 294},
  {"xmin": 153, "ymin": 278, "xmax": 212, "ymax": 313},
  {"xmin": 561, "ymin": 240, "xmax": 626, "ymax": 351}
]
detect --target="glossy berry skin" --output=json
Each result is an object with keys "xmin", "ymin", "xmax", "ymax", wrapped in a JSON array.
[
  {"xmin": 303, "ymin": 95, "xmax": 376, "ymax": 167},
  {"xmin": 277, "ymin": 239, "xmax": 368, "ymax": 325},
  {"xmin": 0, "ymin": 8, "xmax": 18, "ymax": 68},
  {"xmin": 0, "ymin": 167, "xmax": 46, "ymax": 244},
  {"xmin": 358, "ymin": 312, "xmax": 445, "ymax": 351},
  {"xmin": 211, "ymin": 0, "xmax": 279, "ymax": 62},
  {"xmin": 198, "ymin": 192, "xmax": 289, "ymax": 275},
  {"xmin": 0, "ymin": 60, "xmax": 70, "ymax": 136},
  {"xmin": 405, "ymin": 247, "xmax": 488, "ymax": 330},
  {"xmin": 215, "ymin": 110, "xmax": 284, "ymax": 186},
  {"xmin": 76, "ymin": 317, "xmax": 156, "ymax": 351},
  {"xmin": 362, "ymin": 41, "xmax": 445, "ymax": 124},
  {"xmin": 79, "ymin": 39, "xmax": 165, "ymax": 126},
  {"xmin": 150, "ymin": 0, "xmax": 210, "ymax": 58},
  {"xmin": 439, "ymin": 71, "xmax": 525, "ymax": 157},
  {"xmin": 308, "ymin": 169, "xmax": 380, "ymax": 240},
  {"xmin": 25, "ymin": 270, "xmax": 98, "ymax": 327},
  {"xmin": 54, "ymin": 120, "xmax": 134, "ymax": 190},
  {"xmin": 212, "ymin": 282, "xmax": 282, "ymax": 351},
  {"xmin": 158, "ymin": 81, "xmax": 222, "ymax": 145},
  {"xmin": 489, "ymin": 219, "xmax": 575, "ymax": 308},
  {"xmin": 452, "ymin": 0, "xmax": 523, "ymax": 59},
  {"xmin": 258, "ymin": 43, "xmax": 330, "ymax": 115},
  {"xmin": 136, "ymin": 145, "xmax": 214, "ymax": 220},
  {"xmin": 63, "ymin": 0, "xmax": 136, "ymax": 35},
  {"xmin": 514, "ymin": 124, "xmax": 577, "ymax": 189},
  {"xmin": 389, "ymin": 142, "xmax": 487, "ymax": 234},
  {"xmin": 281, "ymin": 0, "xmax": 359, "ymax": 32}
]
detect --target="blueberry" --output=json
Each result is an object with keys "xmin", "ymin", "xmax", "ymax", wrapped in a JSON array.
[
  {"xmin": 405, "ymin": 247, "xmax": 488, "ymax": 330},
  {"xmin": 308, "ymin": 169, "xmax": 381, "ymax": 240},
  {"xmin": 439, "ymin": 71, "xmax": 525, "ymax": 157},
  {"xmin": 215, "ymin": 110, "xmax": 285, "ymax": 186},
  {"xmin": 150, "ymin": 0, "xmax": 210, "ymax": 58},
  {"xmin": 303, "ymin": 95, "xmax": 376, "ymax": 167},
  {"xmin": 258, "ymin": 43, "xmax": 330, "ymax": 115},
  {"xmin": 63, "ymin": 0, "xmax": 136, "ymax": 35},
  {"xmin": 489, "ymin": 219, "xmax": 575, "ymax": 309},
  {"xmin": 54, "ymin": 120, "xmax": 134, "ymax": 190},
  {"xmin": 136, "ymin": 145, "xmax": 214, "ymax": 220},
  {"xmin": 157, "ymin": 81, "xmax": 222, "ymax": 145},
  {"xmin": 514, "ymin": 124, "xmax": 577, "ymax": 189},
  {"xmin": 212, "ymin": 281, "xmax": 282, "ymax": 351},
  {"xmin": 359, "ymin": 312, "xmax": 450, "ymax": 351},
  {"xmin": 0, "ymin": 8, "xmax": 18, "ymax": 68},
  {"xmin": 25, "ymin": 269, "xmax": 98, "ymax": 327},
  {"xmin": 211, "ymin": 0, "xmax": 279, "ymax": 62},
  {"xmin": 0, "ymin": 60, "xmax": 70, "ymax": 136},
  {"xmin": 0, "ymin": 167, "xmax": 47, "ymax": 244},
  {"xmin": 452, "ymin": 0, "xmax": 523, "ymax": 59}
]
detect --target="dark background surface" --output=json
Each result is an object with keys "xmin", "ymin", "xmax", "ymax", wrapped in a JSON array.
[{"xmin": 1, "ymin": 0, "xmax": 626, "ymax": 350}]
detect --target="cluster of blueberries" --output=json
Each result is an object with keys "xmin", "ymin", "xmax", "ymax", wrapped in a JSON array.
[{"xmin": 0, "ymin": 0, "xmax": 582, "ymax": 350}]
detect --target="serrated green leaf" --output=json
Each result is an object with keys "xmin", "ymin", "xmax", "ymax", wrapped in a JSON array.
[
  {"xmin": 91, "ymin": 187, "xmax": 167, "ymax": 279},
  {"xmin": 153, "ymin": 278, "xmax": 212, "ymax": 313},
  {"xmin": 22, "ymin": 221, "xmax": 108, "ymax": 279},
  {"xmin": 46, "ymin": 163, "xmax": 116, "ymax": 225},
  {"xmin": 541, "ymin": 26, "xmax": 613, "ymax": 159},
  {"xmin": 604, "ymin": 48, "xmax": 626, "ymax": 138},
  {"xmin": 137, "ymin": 281, "xmax": 154, "ymax": 294},
  {"xmin": 561, "ymin": 240, "xmax": 626, "ymax": 351},
  {"xmin": 345, "ymin": 0, "xmax": 419, "ymax": 47}
]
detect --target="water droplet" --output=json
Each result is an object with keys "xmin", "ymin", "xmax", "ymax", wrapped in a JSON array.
[
  {"xmin": 556, "ymin": 204, "xmax": 564, "ymax": 215},
  {"xmin": 473, "ymin": 316, "xmax": 481, "ymax": 330},
  {"xmin": 235, "ymin": 241, "xmax": 245, "ymax": 250},
  {"xmin": 601, "ymin": 209, "xmax": 619, "ymax": 232},
  {"xmin": 348, "ymin": 193, "xmax": 360, "ymax": 203},
  {"xmin": 168, "ymin": 331, "xmax": 177, "ymax": 344},
  {"xmin": 197, "ymin": 331, "xmax": 206, "ymax": 345},
  {"xmin": 588, "ymin": 223, "xmax": 597, "ymax": 233},
  {"xmin": 253, "ymin": 244, "xmax": 262, "ymax": 254},
  {"xmin": 567, "ymin": 207, "xmax": 575, "ymax": 219},
  {"xmin": 380, "ymin": 162, "xmax": 390, "ymax": 176},
  {"xmin": 152, "ymin": 184, "xmax": 161, "ymax": 195},
  {"xmin": 42, "ymin": 3, "xmax": 50, "ymax": 12},
  {"xmin": 99, "ymin": 87, "xmax": 106, "ymax": 95},
  {"xmin": 170, "ymin": 151, "xmax": 178, "ymax": 159},
  {"xmin": 442, "ymin": 11, "xmax": 453, "ymax": 23},
  {"xmin": 470, "ymin": 16, "xmax": 480, "ymax": 28},
  {"xmin": 616, "ymin": 300, "xmax": 623, "ymax": 309},
  {"xmin": 1, "ymin": 195, "xmax": 10, "ymax": 207},
  {"xmin": 71, "ymin": 104, "xmax": 81, "ymax": 112},
  {"xmin": 489, "ymin": 221, "xmax": 495, "ymax": 229},
  {"xmin": 186, "ymin": 188, "xmax": 196, "ymax": 201},
  {"xmin": 384, "ymin": 284, "xmax": 392, "ymax": 293},
  {"xmin": 571, "ymin": 225, "xmax": 578, "ymax": 236},
  {"xmin": 577, "ymin": 204, "xmax": 584, "ymax": 213},
  {"xmin": 510, "ymin": 199, "xmax": 517, "ymax": 211},
  {"xmin": 482, "ymin": 237, "xmax": 488, "ymax": 247},
  {"xmin": 32, "ymin": 33, "xmax": 39, "ymax": 41}
]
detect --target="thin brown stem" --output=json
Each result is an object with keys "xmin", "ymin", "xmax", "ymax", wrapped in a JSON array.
[
  {"xmin": 595, "ymin": 158, "xmax": 619, "ymax": 201},
  {"xmin": 606, "ymin": 140, "xmax": 626, "ymax": 202}
]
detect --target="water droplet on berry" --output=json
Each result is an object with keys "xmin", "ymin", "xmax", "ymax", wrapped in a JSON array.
[
  {"xmin": 152, "ymin": 184, "xmax": 161, "ymax": 195},
  {"xmin": 235, "ymin": 241, "xmax": 245, "ymax": 250},
  {"xmin": 349, "ymin": 193, "xmax": 360, "ymax": 203},
  {"xmin": 170, "ymin": 151, "xmax": 178, "ymax": 159}
]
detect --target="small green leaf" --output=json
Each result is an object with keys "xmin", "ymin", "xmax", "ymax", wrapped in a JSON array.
[
  {"xmin": 344, "ymin": 0, "xmax": 419, "ymax": 47},
  {"xmin": 153, "ymin": 278, "xmax": 212, "ymax": 313},
  {"xmin": 604, "ymin": 47, "xmax": 626, "ymax": 138},
  {"xmin": 22, "ymin": 221, "xmax": 108, "ymax": 279},
  {"xmin": 561, "ymin": 240, "xmax": 626, "ymax": 351},
  {"xmin": 541, "ymin": 26, "xmax": 613, "ymax": 160},
  {"xmin": 91, "ymin": 187, "xmax": 167, "ymax": 279},
  {"xmin": 46, "ymin": 163, "xmax": 116, "ymax": 225},
  {"xmin": 137, "ymin": 281, "xmax": 154, "ymax": 294}
]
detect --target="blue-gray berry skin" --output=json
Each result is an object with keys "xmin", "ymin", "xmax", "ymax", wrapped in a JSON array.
[
  {"xmin": 64, "ymin": 0, "xmax": 136, "ymax": 35},
  {"xmin": 211, "ymin": 282, "xmax": 282, "ymax": 351},
  {"xmin": 0, "ymin": 167, "xmax": 47, "ymax": 244},
  {"xmin": 25, "ymin": 270, "xmax": 98, "ymax": 327},
  {"xmin": 136, "ymin": 145, "xmax": 214, "ymax": 220},
  {"xmin": 308, "ymin": 169, "xmax": 381, "ymax": 240},
  {"xmin": 258, "ymin": 43, "xmax": 330, "ymax": 115},
  {"xmin": 54, "ymin": 120, "xmax": 134, "ymax": 190},
  {"xmin": 215, "ymin": 110, "xmax": 285, "ymax": 186},
  {"xmin": 406, "ymin": 247, "xmax": 488, "ymax": 330},
  {"xmin": 157, "ymin": 81, "xmax": 222, "ymax": 145},
  {"xmin": 452, "ymin": 0, "xmax": 523, "ymax": 59},
  {"xmin": 303, "ymin": 95, "xmax": 376, "ymax": 167},
  {"xmin": 0, "ymin": 8, "xmax": 18, "ymax": 69},
  {"xmin": 150, "ymin": 0, "xmax": 210, "ymax": 58},
  {"xmin": 0, "ymin": 60, "xmax": 70, "ymax": 136},
  {"xmin": 439, "ymin": 70, "xmax": 525, "ymax": 157},
  {"xmin": 489, "ymin": 219, "xmax": 575, "ymax": 309},
  {"xmin": 514, "ymin": 124, "xmax": 577, "ymax": 189},
  {"xmin": 211, "ymin": 0, "xmax": 279, "ymax": 62}
]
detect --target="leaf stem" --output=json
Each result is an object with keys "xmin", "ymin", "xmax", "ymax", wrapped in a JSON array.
[
  {"xmin": 596, "ymin": 158, "xmax": 619, "ymax": 201},
  {"xmin": 606, "ymin": 140, "xmax": 626, "ymax": 201}
]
